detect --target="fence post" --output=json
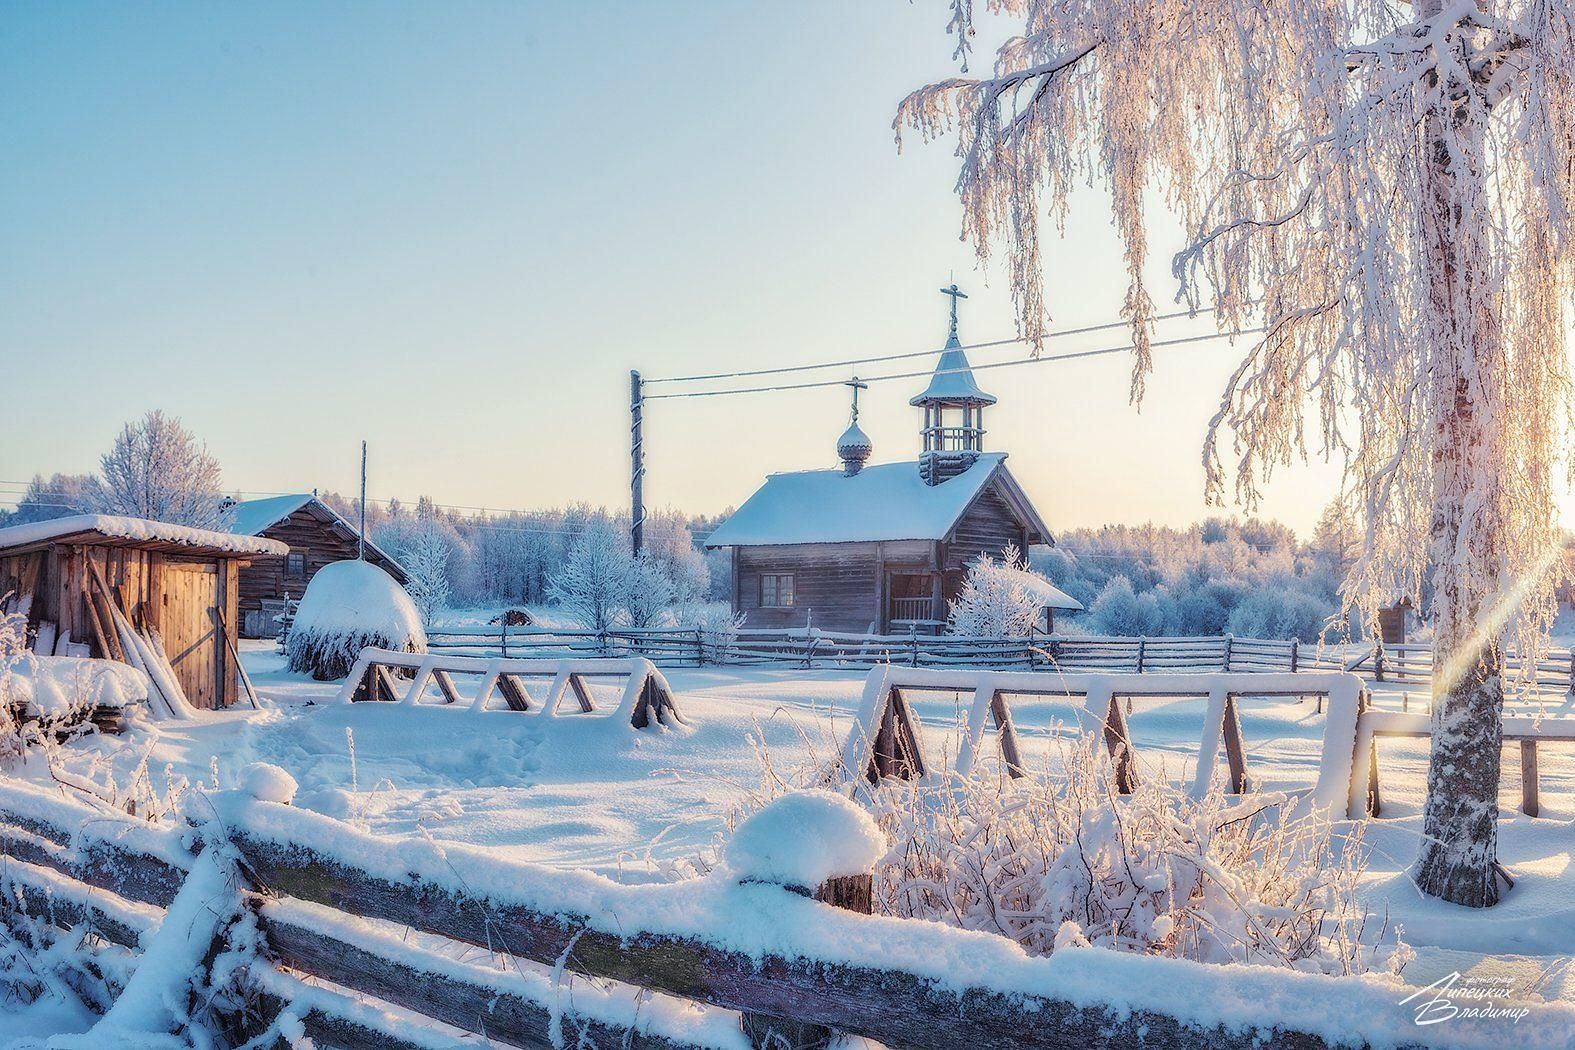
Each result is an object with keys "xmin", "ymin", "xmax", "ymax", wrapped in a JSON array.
[
  {"xmin": 910, "ymin": 625, "xmax": 919, "ymax": 668},
  {"xmin": 500, "ymin": 625, "xmax": 509, "ymax": 660},
  {"xmin": 1290, "ymin": 638, "xmax": 1299, "ymax": 674},
  {"xmin": 1568, "ymin": 651, "xmax": 1573, "ymax": 695},
  {"xmin": 1223, "ymin": 634, "xmax": 1233, "ymax": 672},
  {"xmin": 1374, "ymin": 642, "xmax": 1386, "ymax": 682},
  {"xmin": 696, "ymin": 626, "xmax": 705, "ymax": 667},
  {"xmin": 1136, "ymin": 637, "xmax": 1146, "ymax": 674}
]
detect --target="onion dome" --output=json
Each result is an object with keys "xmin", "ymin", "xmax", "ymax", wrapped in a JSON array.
[{"xmin": 838, "ymin": 421, "xmax": 872, "ymax": 476}]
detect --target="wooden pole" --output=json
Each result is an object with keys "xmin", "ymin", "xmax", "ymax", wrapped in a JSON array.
[
  {"xmin": 1520, "ymin": 739, "xmax": 1539, "ymax": 817},
  {"xmin": 630, "ymin": 370, "xmax": 645, "ymax": 556},
  {"xmin": 358, "ymin": 441, "xmax": 367, "ymax": 561}
]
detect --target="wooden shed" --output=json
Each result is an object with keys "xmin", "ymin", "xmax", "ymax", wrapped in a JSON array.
[
  {"xmin": 224, "ymin": 494, "xmax": 408, "ymax": 638},
  {"xmin": 0, "ymin": 515, "xmax": 287, "ymax": 709}
]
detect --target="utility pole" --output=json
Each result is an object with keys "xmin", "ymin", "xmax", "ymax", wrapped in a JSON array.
[
  {"xmin": 358, "ymin": 440, "xmax": 367, "ymax": 561},
  {"xmin": 630, "ymin": 370, "xmax": 645, "ymax": 555}
]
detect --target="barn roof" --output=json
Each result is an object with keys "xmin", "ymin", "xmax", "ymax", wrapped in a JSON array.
[
  {"xmin": 0, "ymin": 514, "xmax": 288, "ymax": 558},
  {"xmin": 705, "ymin": 453, "xmax": 1051, "ymax": 548},
  {"xmin": 226, "ymin": 494, "xmax": 409, "ymax": 582}
]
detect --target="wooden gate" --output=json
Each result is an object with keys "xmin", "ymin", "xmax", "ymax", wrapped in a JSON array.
[{"xmin": 160, "ymin": 560, "xmax": 221, "ymax": 708}]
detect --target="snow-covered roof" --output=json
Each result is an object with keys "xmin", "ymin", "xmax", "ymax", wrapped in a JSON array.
[
  {"xmin": 227, "ymin": 493, "xmax": 317, "ymax": 536},
  {"xmin": 706, "ymin": 453, "xmax": 1038, "ymax": 547},
  {"xmin": 1013, "ymin": 567, "xmax": 1084, "ymax": 611},
  {"xmin": 226, "ymin": 493, "xmax": 408, "ymax": 581},
  {"xmin": 909, "ymin": 335, "xmax": 997, "ymax": 406},
  {"xmin": 0, "ymin": 514, "xmax": 287, "ymax": 557}
]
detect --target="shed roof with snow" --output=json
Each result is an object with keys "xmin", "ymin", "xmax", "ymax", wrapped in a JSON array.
[
  {"xmin": 704, "ymin": 453, "xmax": 1050, "ymax": 548},
  {"xmin": 0, "ymin": 514, "xmax": 287, "ymax": 559}
]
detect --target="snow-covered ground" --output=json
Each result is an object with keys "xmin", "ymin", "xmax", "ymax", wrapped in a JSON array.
[{"xmin": 6, "ymin": 639, "xmax": 1575, "ymax": 1039}]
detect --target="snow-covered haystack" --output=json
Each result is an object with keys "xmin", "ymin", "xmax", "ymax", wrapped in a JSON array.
[
  {"xmin": 723, "ymin": 790, "xmax": 886, "ymax": 891},
  {"xmin": 286, "ymin": 560, "xmax": 426, "ymax": 681}
]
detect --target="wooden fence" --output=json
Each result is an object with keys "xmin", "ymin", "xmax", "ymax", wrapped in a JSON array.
[
  {"xmin": 0, "ymin": 780, "xmax": 1428, "ymax": 1049},
  {"xmin": 423, "ymin": 624, "xmax": 1575, "ymax": 694}
]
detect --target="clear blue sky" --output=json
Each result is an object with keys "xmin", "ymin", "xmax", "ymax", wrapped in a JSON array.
[{"xmin": 1, "ymin": 2, "xmax": 1363, "ymax": 535}]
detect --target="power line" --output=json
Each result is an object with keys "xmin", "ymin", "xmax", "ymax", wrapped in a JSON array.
[
  {"xmin": 643, "ymin": 326, "xmax": 1266, "ymax": 402},
  {"xmin": 644, "ymin": 306, "xmax": 1223, "ymax": 385}
]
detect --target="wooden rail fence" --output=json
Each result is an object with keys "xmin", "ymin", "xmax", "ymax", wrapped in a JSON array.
[
  {"xmin": 0, "ymin": 780, "xmax": 1437, "ymax": 1049},
  {"xmin": 421, "ymin": 625, "xmax": 1575, "ymax": 696}
]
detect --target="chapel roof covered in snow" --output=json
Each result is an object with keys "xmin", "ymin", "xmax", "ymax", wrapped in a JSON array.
[
  {"xmin": 704, "ymin": 453, "xmax": 1050, "ymax": 548},
  {"xmin": 225, "ymin": 493, "xmax": 408, "ymax": 580},
  {"xmin": 0, "ymin": 514, "xmax": 288, "ymax": 558},
  {"xmin": 908, "ymin": 333, "xmax": 997, "ymax": 406}
]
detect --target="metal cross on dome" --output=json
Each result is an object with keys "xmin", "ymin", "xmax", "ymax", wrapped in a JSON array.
[
  {"xmin": 844, "ymin": 375, "xmax": 868, "ymax": 423},
  {"xmin": 940, "ymin": 282, "xmax": 968, "ymax": 336}
]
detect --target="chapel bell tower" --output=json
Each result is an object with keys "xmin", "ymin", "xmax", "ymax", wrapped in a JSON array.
[{"xmin": 911, "ymin": 283, "xmax": 996, "ymax": 485}]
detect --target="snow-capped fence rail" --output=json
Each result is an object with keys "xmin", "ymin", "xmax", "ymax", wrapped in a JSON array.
[
  {"xmin": 838, "ymin": 667, "xmax": 1369, "ymax": 817},
  {"xmin": 333, "ymin": 647, "xmax": 686, "ymax": 728},
  {"xmin": 1354, "ymin": 710, "xmax": 1575, "ymax": 819},
  {"xmin": 422, "ymin": 624, "xmax": 1575, "ymax": 696},
  {"xmin": 0, "ymin": 778, "xmax": 1473, "ymax": 1050}
]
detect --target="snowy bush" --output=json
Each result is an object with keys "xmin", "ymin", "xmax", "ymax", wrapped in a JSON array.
[
  {"xmin": 286, "ymin": 560, "xmax": 427, "ymax": 680},
  {"xmin": 623, "ymin": 551, "xmax": 676, "ymax": 628},
  {"xmin": 1226, "ymin": 587, "xmax": 1332, "ymax": 643},
  {"xmin": 947, "ymin": 545, "xmax": 1061, "ymax": 636},
  {"xmin": 1087, "ymin": 576, "xmax": 1171, "ymax": 636},
  {"xmin": 860, "ymin": 745, "xmax": 1402, "ymax": 974}
]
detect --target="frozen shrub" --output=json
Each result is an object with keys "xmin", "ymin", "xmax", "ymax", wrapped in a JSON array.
[
  {"xmin": 861, "ymin": 743, "xmax": 1403, "ymax": 974},
  {"xmin": 947, "ymin": 546, "xmax": 1071, "ymax": 636},
  {"xmin": 287, "ymin": 560, "xmax": 426, "ymax": 680},
  {"xmin": 1226, "ymin": 587, "xmax": 1331, "ymax": 643},
  {"xmin": 1088, "ymin": 576, "xmax": 1169, "ymax": 636}
]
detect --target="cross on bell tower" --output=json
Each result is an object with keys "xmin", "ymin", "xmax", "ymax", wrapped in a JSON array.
[
  {"xmin": 910, "ymin": 282, "xmax": 996, "ymax": 485},
  {"xmin": 836, "ymin": 375, "xmax": 873, "ymax": 476},
  {"xmin": 941, "ymin": 282, "xmax": 968, "ymax": 338}
]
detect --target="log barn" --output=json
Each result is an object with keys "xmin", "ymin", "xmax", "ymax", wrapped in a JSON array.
[
  {"xmin": 706, "ymin": 285, "xmax": 1079, "ymax": 634},
  {"xmin": 225, "ymin": 494, "xmax": 408, "ymax": 638},
  {"xmin": 0, "ymin": 515, "xmax": 287, "ymax": 709}
]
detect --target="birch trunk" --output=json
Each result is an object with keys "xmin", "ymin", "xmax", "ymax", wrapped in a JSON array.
[{"xmin": 1413, "ymin": 11, "xmax": 1506, "ymax": 907}]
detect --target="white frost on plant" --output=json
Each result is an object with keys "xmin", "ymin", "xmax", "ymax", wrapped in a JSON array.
[
  {"xmin": 722, "ymin": 790, "xmax": 886, "ymax": 890},
  {"xmin": 948, "ymin": 544, "xmax": 1081, "ymax": 637},
  {"xmin": 899, "ymin": 0, "xmax": 1575, "ymax": 905}
]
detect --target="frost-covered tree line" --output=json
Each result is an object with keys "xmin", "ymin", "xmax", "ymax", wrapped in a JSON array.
[
  {"xmin": 314, "ymin": 492, "xmax": 729, "ymax": 619},
  {"xmin": 1038, "ymin": 514, "xmax": 1359, "ymax": 642}
]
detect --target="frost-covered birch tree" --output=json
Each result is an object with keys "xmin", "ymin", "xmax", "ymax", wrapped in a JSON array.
[
  {"xmin": 97, "ymin": 411, "xmax": 225, "ymax": 528},
  {"xmin": 899, "ymin": 0, "xmax": 1575, "ymax": 905},
  {"xmin": 548, "ymin": 518, "xmax": 629, "ymax": 632},
  {"xmin": 403, "ymin": 516, "xmax": 453, "ymax": 627}
]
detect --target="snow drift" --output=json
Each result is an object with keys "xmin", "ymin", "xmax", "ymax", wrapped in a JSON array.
[{"xmin": 286, "ymin": 560, "xmax": 426, "ymax": 681}]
